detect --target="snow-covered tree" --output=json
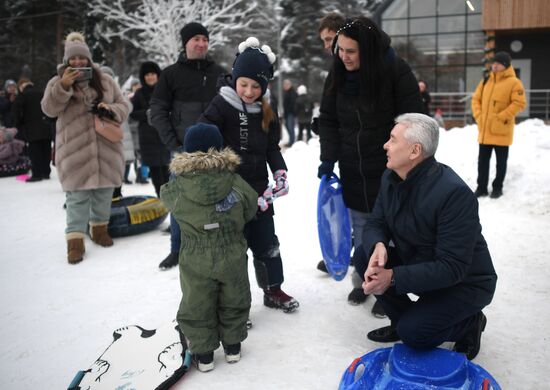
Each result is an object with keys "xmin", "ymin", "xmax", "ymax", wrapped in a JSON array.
[{"xmin": 89, "ymin": 0, "xmax": 258, "ymax": 66}]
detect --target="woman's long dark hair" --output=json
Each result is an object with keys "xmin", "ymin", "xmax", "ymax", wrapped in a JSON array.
[
  {"xmin": 89, "ymin": 66, "xmax": 104, "ymax": 102},
  {"xmin": 327, "ymin": 17, "xmax": 385, "ymax": 106}
]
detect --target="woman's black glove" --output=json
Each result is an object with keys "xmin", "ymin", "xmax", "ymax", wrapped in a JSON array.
[{"xmin": 317, "ymin": 161, "xmax": 335, "ymax": 179}]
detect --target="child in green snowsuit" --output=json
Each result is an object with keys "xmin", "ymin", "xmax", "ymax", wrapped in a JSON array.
[{"xmin": 160, "ymin": 123, "xmax": 258, "ymax": 372}]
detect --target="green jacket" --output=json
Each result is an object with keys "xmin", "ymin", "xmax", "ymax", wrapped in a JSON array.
[
  {"xmin": 161, "ymin": 148, "xmax": 258, "ymax": 353},
  {"xmin": 161, "ymin": 147, "xmax": 258, "ymax": 260}
]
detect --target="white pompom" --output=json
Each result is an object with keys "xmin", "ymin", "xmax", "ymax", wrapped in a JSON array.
[
  {"xmin": 261, "ymin": 45, "xmax": 272, "ymax": 54},
  {"xmin": 246, "ymin": 37, "xmax": 260, "ymax": 48},
  {"xmin": 267, "ymin": 52, "xmax": 276, "ymax": 64},
  {"xmin": 238, "ymin": 41, "xmax": 247, "ymax": 53}
]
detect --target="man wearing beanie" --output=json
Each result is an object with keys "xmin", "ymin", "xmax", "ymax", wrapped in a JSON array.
[
  {"xmin": 472, "ymin": 51, "xmax": 526, "ymax": 199},
  {"xmin": 150, "ymin": 22, "xmax": 226, "ymax": 270},
  {"xmin": 160, "ymin": 123, "xmax": 258, "ymax": 372}
]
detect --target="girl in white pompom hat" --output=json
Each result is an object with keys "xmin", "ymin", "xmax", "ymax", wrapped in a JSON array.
[{"xmin": 198, "ymin": 37, "xmax": 299, "ymax": 321}]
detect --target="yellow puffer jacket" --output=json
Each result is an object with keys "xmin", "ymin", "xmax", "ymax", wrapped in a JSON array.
[{"xmin": 471, "ymin": 66, "xmax": 526, "ymax": 146}]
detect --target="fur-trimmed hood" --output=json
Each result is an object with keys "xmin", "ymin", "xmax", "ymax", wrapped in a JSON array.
[
  {"xmin": 166, "ymin": 147, "xmax": 244, "ymax": 206},
  {"xmin": 169, "ymin": 147, "xmax": 240, "ymax": 175}
]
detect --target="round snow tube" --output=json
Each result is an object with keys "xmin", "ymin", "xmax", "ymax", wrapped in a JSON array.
[
  {"xmin": 339, "ymin": 343, "xmax": 501, "ymax": 390},
  {"xmin": 108, "ymin": 195, "xmax": 168, "ymax": 237},
  {"xmin": 0, "ymin": 155, "xmax": 31, "ymax": 177}
]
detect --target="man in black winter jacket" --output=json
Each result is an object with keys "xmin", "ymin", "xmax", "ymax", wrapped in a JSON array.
[
  {"xmin": 354, "ymin": 113, "xmax": 497, "ymax": 361},
  {"xmin": 150, "ymin": 22, "xmax": 226, "ymax": 269}
]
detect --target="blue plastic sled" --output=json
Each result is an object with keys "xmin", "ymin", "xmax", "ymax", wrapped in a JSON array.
[
  {"xmin": 339, "ymin": 343, "xmax": 501, "ymax": 390},
  {"xmin": 317, "ymin": 174, "xmax": 352, "ymax": 281}
]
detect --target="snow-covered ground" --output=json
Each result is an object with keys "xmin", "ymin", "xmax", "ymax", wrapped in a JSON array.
[{"xmin": 1, "ymin": 119, "xmax": 549, "ymax": 389}]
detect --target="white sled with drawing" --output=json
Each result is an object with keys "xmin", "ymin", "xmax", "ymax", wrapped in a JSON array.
[{"xmin": 68, "ymin": 320, "xmax": 191, "ymax": 390}]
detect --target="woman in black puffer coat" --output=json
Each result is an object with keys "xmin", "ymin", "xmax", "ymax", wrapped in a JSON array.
[
  {"xmin": 130, "ymin": 61, "xmax": 170, "ymax": 197},
  {"xmin": 318, "ymin": 16, "xmax": 424, "ymax": 308}
]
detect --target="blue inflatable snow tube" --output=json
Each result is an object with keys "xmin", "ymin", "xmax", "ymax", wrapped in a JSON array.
[
  {"xmin": 339, "ymin": 343, "xmax": 501, "ymax": 390},
  {"xmin": 317, "ymin": 174, "xmax": 352, "ymax": 281},
  {"xmin": 108, "ymin": 195, "xmax": 168, "ymax": 237}
]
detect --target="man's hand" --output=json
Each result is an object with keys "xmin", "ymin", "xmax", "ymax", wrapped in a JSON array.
[
  {"xmin": 369, "ymin": 242, "xmax": 387, "ymax": 268},
  {"xmin": 363, "ymin": 243, "xmax": 391, "ymax": 295},
  {"xmin": 363, "ymin": 268, "xmax": 393, "ymax": 295}
]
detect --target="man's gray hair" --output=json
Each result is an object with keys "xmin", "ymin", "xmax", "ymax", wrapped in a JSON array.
[{"xmin": 395, "ymin": 113, "xmax": 440, "ymax": 157}]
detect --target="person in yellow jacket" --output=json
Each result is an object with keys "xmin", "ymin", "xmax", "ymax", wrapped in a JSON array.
[{"xmin": 471, "ymin": 51, "xmax": 526, "ymax": 199}]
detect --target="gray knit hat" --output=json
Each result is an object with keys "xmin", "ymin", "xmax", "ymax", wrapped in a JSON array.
[{"xmin": 63, "ymin": 32, "xmax": 92, "ymax": 64}]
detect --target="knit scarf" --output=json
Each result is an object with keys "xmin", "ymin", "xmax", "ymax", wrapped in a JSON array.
[{"xmin": 220, "ymin": 86, "xmax": 270, "ymax": 114}]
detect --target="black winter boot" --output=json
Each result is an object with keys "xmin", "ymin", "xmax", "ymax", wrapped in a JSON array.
[
  {"xmin": 224, "ymin": 343, "xmax": 241, "ymax": 363},
  {"xmin": 193, "ymin": 351, "xmax": 214, "ymax": 372},
  {"xmin": 159, "ymin": 252, "xmax": 179, "ymax": 270},
  {"xmin": 490, "ymin": 188, "xmax": 503, "ymax": 199},
  {"xmin": 348, "ymin": 287, "xmax": 368, "ymax": 305},
  {"xmin": 474, "ymin": 187, "xmax": 488, "ymax": 197}
]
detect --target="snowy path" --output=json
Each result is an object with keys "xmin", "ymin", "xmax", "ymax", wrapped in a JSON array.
[{"xmin": 1, "ymin": 120, "xmax": 549, "ymax": 389}]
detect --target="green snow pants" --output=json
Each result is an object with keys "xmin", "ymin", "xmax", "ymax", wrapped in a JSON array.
[{"xmin": 177, "ymin": 243, "xmax": 251, "ymax": 354}]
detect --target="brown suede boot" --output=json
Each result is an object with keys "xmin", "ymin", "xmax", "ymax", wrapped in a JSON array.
[
  {"xmin": 66, "ymin": 233, "xmax": 85, "ymax": 264},
  {"xmin": 90, "ymin": 222, "xmax": 114, "ymax": 247}
]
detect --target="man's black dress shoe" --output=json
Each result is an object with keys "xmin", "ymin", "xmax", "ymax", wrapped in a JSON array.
[
  {"xmin": 367, "ymin": 325, "xmax": 401, "ymax": 343},
  {"xmin": 453, "ymin": 312, "xmax": 487, "ymax": 360}
]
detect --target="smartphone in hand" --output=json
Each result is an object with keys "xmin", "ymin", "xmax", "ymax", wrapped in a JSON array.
[{"xmin": 72, "ymin": 67, "xmax": 92, "ymax": 81}]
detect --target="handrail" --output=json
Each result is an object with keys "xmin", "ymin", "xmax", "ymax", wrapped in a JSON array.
[{"xmin": 428, "ymin": 89, "xmax": 550, "ymax": 122}]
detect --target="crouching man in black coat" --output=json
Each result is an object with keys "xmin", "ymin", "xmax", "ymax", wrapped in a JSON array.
[{"xmin": 353, "ymin": 113, "xmax": 497, "ymax": 360}]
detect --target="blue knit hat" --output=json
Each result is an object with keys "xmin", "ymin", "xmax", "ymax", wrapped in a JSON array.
[
  {"xmin": 184, "ymin": 123, "xmax": 223, "ymax": 153},
  {"xmin": 232, "ymin": 37, "xmax": 277, "ymax": 97}
]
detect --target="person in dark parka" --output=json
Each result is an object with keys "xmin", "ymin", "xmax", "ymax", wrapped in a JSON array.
[
  {"xmin": 12, "ymin": 79, "xmax": 52, "ymax": 181},
  {"xmin": 130, "ymin": 61, "xmax": 170, "ymax": 197},
  {"xmin": 150, "ymin": 22, "xmax": 226, "ymax": 270},
  {"xmin": 354, "ymin": 113, "xmax": 497, "ymax": 361},
  {"xmin": 318, "ymin": 16, "xmax": 424, "ymax": 309}
]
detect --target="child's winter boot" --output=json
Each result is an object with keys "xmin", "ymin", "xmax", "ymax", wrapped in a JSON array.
[
  {"xmin": 263, "ymin": 286, "xmax": 299, "ymax": 313},
  {"xmin": 193, "ymin": 351, "xmax": 214, "ymax": 372},
  {"xmin": 224, "ymin": 343, "xmax": 241, "ymax": 363}
]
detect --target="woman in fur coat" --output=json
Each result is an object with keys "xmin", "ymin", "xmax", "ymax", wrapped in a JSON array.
[{"xmin": 41, "ymin": 32, "xmax": 130, "ymax": 264}]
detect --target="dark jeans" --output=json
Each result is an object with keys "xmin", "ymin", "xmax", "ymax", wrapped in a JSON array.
[
  {"xmin": 477, "ymin": 144, "xmax": 509, "ymax": 191},
  {"xmin": 284, "ymin": 113, "xmax": 295, "ymax": 146},
  {"xmin": 149, "ymin": 165, "xmax": 170, "ymax": 197},
  {"xmin": 28, "ymin": 139, "xmax": 51, "ymax": 178},
  {"xmin": 354, "ymin": 246, "xmax": 483, "ymax": 349},
  {"xmin": 244, "ymin": 211, "xmax": 284, "ymax": 289}
]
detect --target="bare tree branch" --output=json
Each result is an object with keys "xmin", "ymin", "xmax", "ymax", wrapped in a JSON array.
[{"xmin": 90, "ymin": 0, "xmax": 257, "ymax": 66}]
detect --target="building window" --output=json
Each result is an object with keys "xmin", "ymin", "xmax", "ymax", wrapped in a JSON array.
[{"xmin": 381, "ymin": 0, "xmax": 483, "ymax": 92}]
